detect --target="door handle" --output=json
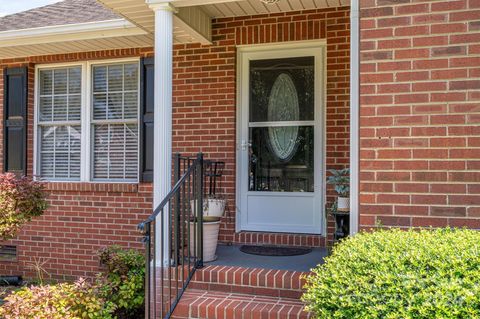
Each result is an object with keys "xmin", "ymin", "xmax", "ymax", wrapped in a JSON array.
[{"xmin": 241, "ymin": 140, "xmax": 252, "ymax": 151}]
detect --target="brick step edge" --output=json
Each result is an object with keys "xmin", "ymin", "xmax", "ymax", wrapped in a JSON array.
[
  {"xmin": 172, "ymin": 289, "xmax": 312, "ymax": 319},
  {"xmin": 190, "ymin": 265, "xmax": 310, "ymax": 299}
]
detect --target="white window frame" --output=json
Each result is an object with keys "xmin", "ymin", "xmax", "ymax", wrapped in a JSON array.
[{"xmin": 34, "ymin": 58, "xmax": 141, "ymax": 183}]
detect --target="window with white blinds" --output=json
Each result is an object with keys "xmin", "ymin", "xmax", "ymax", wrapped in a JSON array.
[
  {"xmin": 37, "ymin": 67, "xmax": 82, "ymax": 180},
  {"xmin": 91, "ymin": 63, "xmax": 139, "ymax": 181},
  {"xmin": 35, "ymin": 60, "xmax": 140, "ymax": 182}
]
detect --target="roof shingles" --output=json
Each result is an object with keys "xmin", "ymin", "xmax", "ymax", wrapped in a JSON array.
[{"xmin": 0, "ymin": 0, "xmax": 119, "ymax": 32}]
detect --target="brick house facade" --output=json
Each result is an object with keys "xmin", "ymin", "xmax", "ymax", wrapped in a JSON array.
[
  {"xmin": 0, "ymin": 7, "xmax": 350, "ymax": 280},
  {"xmin": 0, "ymin": 0, "xmax": 478, "ymax": 283}
]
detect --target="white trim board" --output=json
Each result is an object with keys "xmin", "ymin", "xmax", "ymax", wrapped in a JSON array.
[{"xmin": 349, "ymin": 0, "xmax": 359, "ymax": 235}]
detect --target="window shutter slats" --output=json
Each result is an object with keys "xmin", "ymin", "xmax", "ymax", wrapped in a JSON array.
[
  {"xmin": 4, "ymin": 67, "xmax": 28, "ymax": 175},
  {"xmin": 139, "ymin": 57, "xmax": 154, "ymax": 182}
]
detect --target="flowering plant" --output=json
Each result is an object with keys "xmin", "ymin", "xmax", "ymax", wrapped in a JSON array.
[
  {"xmin": 0, "ymin": 173, "xmax": 48, "ymax": 241},
  {"xmin": 0, "ymin": 278, "xmax": 115, "ymax": 319}
]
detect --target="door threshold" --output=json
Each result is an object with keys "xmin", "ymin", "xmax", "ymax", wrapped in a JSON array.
[{"xmin": 230, "ymin": 230, "xmax": 326, "ymax": 248}]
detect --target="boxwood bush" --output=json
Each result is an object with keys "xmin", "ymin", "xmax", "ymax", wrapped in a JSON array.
[{"xmin": 303, "ymin": 228, "xmax": 480, "ymax": 319}]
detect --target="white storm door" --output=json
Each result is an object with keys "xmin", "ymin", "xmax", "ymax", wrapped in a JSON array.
[{"xmin": 238, "ymin": 43, "xmax": 325, "ymax": 234}]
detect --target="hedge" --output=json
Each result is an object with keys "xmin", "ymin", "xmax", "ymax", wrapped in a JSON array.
[{"xmin": 302, "ymin": 228, "xmax": 480, "ymax": 319}]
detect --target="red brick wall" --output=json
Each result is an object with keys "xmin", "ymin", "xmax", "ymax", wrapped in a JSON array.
[
  {"xmin": 359, "ymin": 0, "xmax": 480, "ymax": 229},
  {"xmin": 173, "ymin": 7, "xmax": 351, "ymax": 246},
  {"xmin": 0, "ymin": 7, "xmax": 351, "ymax": 279},
  {"xmin": 0, "ymin": 49, "xmax": 154, "ymax": 280}
]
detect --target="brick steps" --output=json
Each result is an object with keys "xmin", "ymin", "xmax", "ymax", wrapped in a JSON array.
[
  {"xmin": 172, "ymin": 265, "xmax": 312, "ymax": 318},
  {"xmin": 172, "ymin": 290, "xmax": 312, "ymax": 319},
  {"xmin": 190, "ymin": 265, "xmax": 308, "ymax": 299}
]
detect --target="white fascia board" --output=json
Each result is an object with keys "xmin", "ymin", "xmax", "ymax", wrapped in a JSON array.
[{"xmin": 0, "ymin": 19, "xmax": 148, "ymax": 48}]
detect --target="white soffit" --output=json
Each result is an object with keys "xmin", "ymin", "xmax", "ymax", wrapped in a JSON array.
[
  {"xmin": 0, "ymin": 34, "xmax": 154, "ymax": 59},
  {"xmin": 97, "ymin": 0, "xmax": 212, "ymax": 44},
  {"xmin": 0, "ymin": 0, "xmax": 349, "ymax": 59},
  {"xmin": 202, "ymin": 0, "xmax": 349, "ymax": 18},
  {"xmin": 98, "ymin": 0, "xmax": 349, "ymax": 44},
  {"xmin": 0, "ymin": 19, "xmax": 153, "ymax": 59}
]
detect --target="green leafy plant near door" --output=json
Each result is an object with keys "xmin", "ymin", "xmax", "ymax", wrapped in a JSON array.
[
  {"xmin": 302, "ymin": 228, "xmax": 480, "ymax": 319},
  {"xmin": 326, "ymin": 168, "xmax": 350, "ymax": 211}
]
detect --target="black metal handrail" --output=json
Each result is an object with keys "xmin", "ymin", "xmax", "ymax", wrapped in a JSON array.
[{"xmin": 138, "ymin": 153, "xmax": 204, "ymax": 319}]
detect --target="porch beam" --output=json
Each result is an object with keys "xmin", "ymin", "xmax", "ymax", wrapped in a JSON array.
[
  {"xmin": 148, "ymin": 0, "xmax": 175, "ymax": 262},
  {"xmin": 174, "ymin": 7, "xmax": 212, "ymax": 44}
]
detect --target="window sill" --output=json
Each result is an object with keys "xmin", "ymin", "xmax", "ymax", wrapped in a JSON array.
[{"xmin": 44, "ymin": 181, "xmax": 139, "ymax": 193}]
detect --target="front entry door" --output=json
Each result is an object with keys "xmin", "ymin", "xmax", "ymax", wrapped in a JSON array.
[{"xmin": 237, "ymin": 43, "xmax": 325, "ymax": 234}]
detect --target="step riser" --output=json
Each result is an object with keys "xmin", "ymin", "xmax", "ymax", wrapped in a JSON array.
[
  {"xmin": 189, "ymin": 281, "xmax": 303, "ymax": 299},
  {"xmin": 172, "ymin": 290, "xmax": 311, "ymax": 319},
  {"xmin": 191, "ymin": 266, "xmax": 308, "ymax": 298}
]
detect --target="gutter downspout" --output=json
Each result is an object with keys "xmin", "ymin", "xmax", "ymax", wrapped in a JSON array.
[{"xmin": 350, "ymin": 0, "xmax": 360, "ymax": 235}]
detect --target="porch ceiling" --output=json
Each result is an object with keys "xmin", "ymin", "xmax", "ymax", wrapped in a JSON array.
[
  {"xmin": 97, "ymin": 0, "xmax": 212, "ymax": 44},
  {"xmin": 201, "ymin": 0, "xmax": 349, "ymax": 18},
  {"xmin": 98, "ymin": 0, "xmax": 349, "ymax": 41}
]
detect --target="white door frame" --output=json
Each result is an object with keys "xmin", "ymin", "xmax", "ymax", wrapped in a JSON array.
[
  {"xmin": 350, "ymin": 0, "xmax": 360, "ymax": 235},
  {"xmin": 235, "ymin": 40, "xmax": 327, "ymax": 234}
]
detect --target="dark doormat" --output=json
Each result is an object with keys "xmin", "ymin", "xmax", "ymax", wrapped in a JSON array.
[{"xmin": 240, "ymin": 245, "xmax": 312, "ymax": 256}]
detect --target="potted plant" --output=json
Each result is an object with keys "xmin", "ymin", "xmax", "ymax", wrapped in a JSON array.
[
  {"xmin": 189, "ymin": 160, "xmax": 226, "ymax": 262},
  {"xmin": 190, "ymin": 195, "xmax": 226, "ymax": 222},
  {"xmin": 190, "ymin": 160, "xmax": 226, "ymax": 221},
  {"xmin": 327, "ymin": 168, "xmax": 350, "ymax": 212}
]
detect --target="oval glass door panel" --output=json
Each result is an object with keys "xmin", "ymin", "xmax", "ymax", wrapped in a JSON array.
[
  {"xmin": 249, "ymin": 56, "xmax": 315, "ymax": 193},
  {"xmin": 267, "ymin": 73, "xmax": 299, "ymax": 161}
]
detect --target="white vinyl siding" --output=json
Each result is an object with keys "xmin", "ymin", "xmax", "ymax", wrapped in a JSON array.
[{"xmin": 35, "ymin": 60, "xmax": 140, "ymax": 182}]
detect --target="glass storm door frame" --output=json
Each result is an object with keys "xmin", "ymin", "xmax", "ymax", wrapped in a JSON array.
[{"xmin": 236, "ymin": 42, "xmax": 326, "ymax": 234}]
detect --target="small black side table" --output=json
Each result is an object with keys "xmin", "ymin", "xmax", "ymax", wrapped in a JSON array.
[{"xmin": 331, "ymin": 211, "xmax": 350, "ymax": 242}]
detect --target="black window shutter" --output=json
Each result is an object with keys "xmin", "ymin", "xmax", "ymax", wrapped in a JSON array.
[
  {"xmin": 139, "ymin": 57, "xmax": 154, "ymax": 182},
  {"xmin": 3, "ymin": 67, "xmax": 27, "ymax": 176}
]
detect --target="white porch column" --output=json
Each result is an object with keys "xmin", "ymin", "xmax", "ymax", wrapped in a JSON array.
[{"xmin": 147, "ymin": 0, "xmax": 175, "ymax": 262}]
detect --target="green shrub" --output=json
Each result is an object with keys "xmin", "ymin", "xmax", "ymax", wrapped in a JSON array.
[
  {"xmin": 97, "ymin": 246, "xmax": 145, "ymax": 319},
  {"xmin": 0, "ymin": 278, "xmax": 115, "ymax": 319},
  {"xmin": 303, "ymin": 228, "xmax": 480, "ymax": 319}
]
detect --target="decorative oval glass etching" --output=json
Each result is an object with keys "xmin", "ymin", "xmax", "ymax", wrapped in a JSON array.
[{"xmin": 267, "ymin": 73, "xmax": 300, "ymax": 161}]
